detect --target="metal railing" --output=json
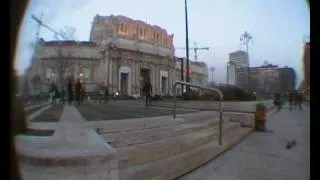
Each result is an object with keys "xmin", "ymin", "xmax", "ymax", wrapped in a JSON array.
[{"xmin": 172, "ymin": 81, "xmax": 224, "ymax": 145}]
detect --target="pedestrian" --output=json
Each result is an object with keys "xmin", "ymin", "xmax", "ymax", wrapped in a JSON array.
[
  {"xmin": 143, "ymin": 78, "xmax": 152, "ymax": 107},
  {"xmin": 296, "ymin": 92, "xmax": 303, "ymax": 110},
  {"xmin": 104, "ymin": 85, "xmax": 109, "ymax": 103},
  {"xmin": 274, "ymin": 93, "xmax": 282, "ymax": 112},
  {"xmin": 80, "ymin": 85, "xmax": 85, "ymax": 104},
  {"xmin": 50, "ymin": 82, "xmax": 57, "ymax": 104},
  {"xmin": 288, "ymin": 91, "xmax": 293, "ymax": 110},
  {"xmin": 75, "ymin": 79, "xmax": 81, "ymax": 105},
  {"xmin": 61, "ymin": 88, "xmax": 65, "ymax": 104},
  {"xmin": 67, "ymin": 80, "xmax": 73, "ymax": 105}
]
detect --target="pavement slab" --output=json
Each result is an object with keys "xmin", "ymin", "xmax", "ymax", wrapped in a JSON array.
[
  {"xmin": 30, "ymin": 104, "xmax": 64, "ymax": 122},
  {"xmin": 177, "ymin": 103, "xmax": 310, "ymax": 180},
  {"xmin": 75, "ymin": 103, "xmax": 197, "ymax": 121}
]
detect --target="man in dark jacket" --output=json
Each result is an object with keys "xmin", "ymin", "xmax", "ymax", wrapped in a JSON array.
[{"xmin": 143, "ymin": 79, "xmax": 152, "ymax": 107}]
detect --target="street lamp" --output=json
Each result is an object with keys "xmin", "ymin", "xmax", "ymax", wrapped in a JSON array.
[
  {"xmin": 184, "ymin": 0, "xmax": 190, "ymax": 91},
  {"xmin": 210, "ymin": 67, "xmax": 215, "ymax": 86},
  {"xmin": 240, "ymin": 31, "xmax": 253, "ymax": 92}
]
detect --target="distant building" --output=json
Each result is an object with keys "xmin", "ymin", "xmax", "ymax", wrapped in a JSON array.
[
  {"xmin": 236, "ymin": 64, "xmax": 281, "ymax": 94},
  {"xmin": 302, "ymin": 42, "xmax": 310, "ymax": 89},
  {"xmin": 174, "ymin": 58, "xmax": 208, "ymax": 94},
  {"xmin": 279, "ymin": 67, "xmax": 296, "ymax": 93},
  {"xmin": 227, "ymin": 50, "xmax": 249, "ymax": 87},
  {"xmin": 229, "ymin": 50, "xmax": 249, "ymax": 68}
]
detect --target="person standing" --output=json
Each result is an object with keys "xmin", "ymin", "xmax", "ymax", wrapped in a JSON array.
[
  {"xmin": 75, "ymin": 79, "xmax": 81, "ymax": 105},
  {"xmin": 143, "ymin": 78, "xmax": 152, "ymax": 107},
  {"xmin": 61, "ymin": 88, "xmax": 65, "ymax": 104},
  {"xmin": 67, "ymin": 80, "xmax": 73, "ymax": 105},
  {"xmin": 104, "ymin": 85, "xmax": 109, "ymax": 103}
]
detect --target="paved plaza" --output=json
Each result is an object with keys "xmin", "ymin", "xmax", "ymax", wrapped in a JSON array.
[
  {"xmin": 26, "ymin": 100, "xmax": 200, "ymax": 122},
  {"xmin": 177, "ymin": 103, "xmax": 310, "ymax": 180}
]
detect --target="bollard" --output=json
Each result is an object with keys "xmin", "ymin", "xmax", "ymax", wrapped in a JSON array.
[{"xmin": 254, "ymin": 103, "xmax": 266, "ymax": 131}]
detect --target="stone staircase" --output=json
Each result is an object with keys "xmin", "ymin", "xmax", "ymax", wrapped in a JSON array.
[{"xmin": 97, "ymin": 112, "xmax": 253, "ymax": 180}]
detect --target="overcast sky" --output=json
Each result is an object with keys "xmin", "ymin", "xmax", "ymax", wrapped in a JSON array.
[{"xmin": 15, "ymin": 0, "xmax": 309, "ymax": 84}]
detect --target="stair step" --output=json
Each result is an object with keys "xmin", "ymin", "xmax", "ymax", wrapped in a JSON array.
[
  {"xmin": 119, "ymin": 126, "xmax": 251, "ymax": 180},
  {"xmin": 98, "ymin": 117, "xmax": 185, "ymax": 134},
  {"xmin": 101, "ymin": 119, "xmax": 221, "ymax": 148},
  {"xmin": 117, "ymin": 122, "xmax": 240, "ymax": 168}
]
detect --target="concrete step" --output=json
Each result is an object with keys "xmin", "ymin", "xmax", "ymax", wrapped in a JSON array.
[
  {"xmin": 97, "ymin": 117, "xmax": 185, "ymax": 134},
  {"xmin": 101, "ymin": 118, "xmax": 221, "ymax": 148},
  {"xmin": 119, "ymin": 126, "xmax": 252, "ymax": 180},
  {"xmin": 117, "ymin": 121, "xmax": 240, "ymax": 168}
]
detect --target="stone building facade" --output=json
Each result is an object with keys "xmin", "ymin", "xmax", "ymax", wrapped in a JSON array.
[{"xmin": 26, "ymin": 14, "xmax": 208, "ymax": 96}]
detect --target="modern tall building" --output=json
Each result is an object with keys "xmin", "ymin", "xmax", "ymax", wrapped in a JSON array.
[
  {"xmin": 227, "ymin": 50, "xmax": 248, "ymax": 86},
  {"xmin": 24, "ymin": 14, "xmax": 208, "ymax": 96}
]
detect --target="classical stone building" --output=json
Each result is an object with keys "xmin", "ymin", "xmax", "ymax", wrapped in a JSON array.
[{"xmin": 26, "ymin": 14, "xmax": 208, "ymax": 96}]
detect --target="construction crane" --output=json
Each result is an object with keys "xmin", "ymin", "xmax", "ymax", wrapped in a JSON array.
[
  {"xmin": 175, "ymin": 42, "xmax": 209, "ymax": 62},
  {"xmin": 31, "ymin": 14, "xmax": 70, "ymax": 40}
]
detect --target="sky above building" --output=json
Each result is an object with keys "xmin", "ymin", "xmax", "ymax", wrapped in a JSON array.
[{"xmin": 16, "ymin": 0, "xmax": 309, "ymax": 84}]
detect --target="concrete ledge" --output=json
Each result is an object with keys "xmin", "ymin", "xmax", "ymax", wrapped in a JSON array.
[{"xmin": 16, "ymin": 125, "xmax": 119, "ymax": 180}]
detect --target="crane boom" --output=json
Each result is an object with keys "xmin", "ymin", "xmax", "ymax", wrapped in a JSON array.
[
  {"xmin": 175, "ymin": 43, "xmax": 209, "ymax": 62},
  {"xmin": 31, "ymin": 14, "xmax": 69, "ymax": 40}
]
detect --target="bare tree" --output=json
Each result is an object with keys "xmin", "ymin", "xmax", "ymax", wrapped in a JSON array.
[{"xmin": 54, "ymin": 47, "xmax": 74, "ymax": 89}]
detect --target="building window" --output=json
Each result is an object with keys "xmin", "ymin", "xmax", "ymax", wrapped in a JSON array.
[
  {"xmin": 83, "ymin": 68, "xmax": 92, "ymax": 82},
  {"xmin": 124, "ymin": 24, "xmax": 127, "ymax": 33},
  {"xmin": 156, "ymin": 33, "xmax": 159, "ymax": 41},
  {"xmin": 144, "ymin": 29, "xmax": 147, "ymax": 37},
  {"xmin": 120, "ymin": 23, "xmax": 124, "ymax": 32},
  {"xmin": 139, "ymin": 28, "xmax": 143, "ymax": 36},
  {"xmin": 153, "ymin": 32, "xmax": 156, "ymax": 40},
  {"xmin": 136, "ymin": 27, "xmax": 139, "ymax": 36}
]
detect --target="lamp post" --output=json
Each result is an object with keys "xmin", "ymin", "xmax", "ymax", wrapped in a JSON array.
[
  {"xmin": 210, "ymin": 67, "xmax": 215, "ymax": 86},
  {"xmin": 240, "ymin": 31, "xmax": 253, "ymax": 92},
  {"xmin": 184, "ymin": 0, "xmax": 190, "ymax": 92}
]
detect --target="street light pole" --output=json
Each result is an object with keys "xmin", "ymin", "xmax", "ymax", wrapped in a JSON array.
[
  {"xmin": 210, "ymin": 67, "xmax": 215, "ymax": 86},
  {"xmin": 240, "ymin": 31, "xmax": 253, "ymax": 92},
  {"xmin": 184, "ymin": 0, "xmax": 190, "ymax": 91}
]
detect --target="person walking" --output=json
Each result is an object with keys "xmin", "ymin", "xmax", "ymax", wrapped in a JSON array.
[
  {"xmin": 288, "ymin": 91, "xmax": 294, "ymax": 110},
  {"xmin": 274, "ymin": 93, "xmax": 282, "ymax": 112},
  {"xmin": 143, "ymin": 78, "xmax": 152, "ymax": 107},
  {"xmin": 296, "ymin": 92, "xmax": 303, "ymax": 110},
  {"xmin": 67, "ymin": 80, "xmax": 73, "ymax": 105}
]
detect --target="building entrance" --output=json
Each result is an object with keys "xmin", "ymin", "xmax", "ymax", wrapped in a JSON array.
[{"xmin": 140, "ymin": 68, "xmax": 150, "ymax": 96}]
